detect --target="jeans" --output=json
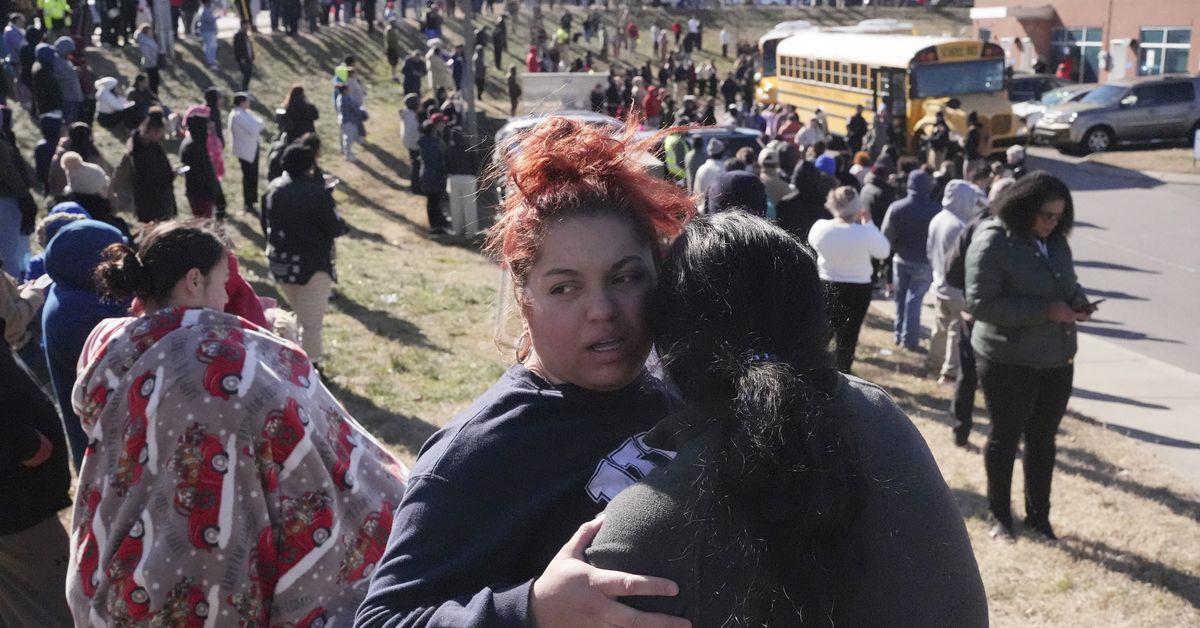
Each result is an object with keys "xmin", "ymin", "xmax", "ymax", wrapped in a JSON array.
[
  {"xmin": 892, "ymin": 259, "xmax": 932, "ymax": 349},
  {"xmin": 202, "ymin": 32, "xmax": 218, "ymax": 66},
  {"xmin": 951, "ymin": 318, "xmax": 978, "ymax": 440},
  {"xmin": 978, "ymin": 356, "xmax": 1074, "ymax": 526},
  {"xmin": 823, "ymin": 280, "xmax": 873, "ymax": 374}
]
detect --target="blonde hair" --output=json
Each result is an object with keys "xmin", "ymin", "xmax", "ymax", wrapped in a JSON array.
[{"xmin": 825, "ymin": 186, "xmax": 862, "ymax": 220}]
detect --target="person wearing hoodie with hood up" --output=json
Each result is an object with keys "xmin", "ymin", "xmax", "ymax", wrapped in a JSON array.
[
  {"xmin": 925, "ymin": 177, "xmax": 989, "ymax": 385},
  {"xmin": 26, "ymin": 202, "xmax": 91, "ymax": 281},
  {"xmin": 41, "ymin": 219, "xmax": 129, "ymax": 467},
  {"xmin": 882, "ymin": 167, "xmax": 941, "ymax": 352},
  {"xmin": 31, "ymin": 43, "xmax": 61, "ymax": 117},
  {"xmin": 52, "ymin": 37, "xmax": 82, "ymax": 124},
  {"xmin": 180, "ymin": 108, "xmax": 226, "ymax": 218}
]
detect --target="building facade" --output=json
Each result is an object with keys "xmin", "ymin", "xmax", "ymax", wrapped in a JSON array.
[{"xmin": 971, "ymin": 1, "xmax": 1199, "ymax": 83}]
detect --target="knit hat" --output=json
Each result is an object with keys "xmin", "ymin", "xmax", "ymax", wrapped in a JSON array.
[
  {"xmin": 706, "ymin": 138, "xmax": 725, "ymax": 157},
  {"xmin": 61, "ymin": 152, "xmax": 111, "ymax": 197},
  {"xmin": 814, "ymin": 154, "xmax": 836, "ymax": 178}
]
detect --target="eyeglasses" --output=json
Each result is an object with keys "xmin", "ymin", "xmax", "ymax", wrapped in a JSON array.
[{"xmin": 1037, "ymin": 211, "xmax": 1064, "ymax": 223}]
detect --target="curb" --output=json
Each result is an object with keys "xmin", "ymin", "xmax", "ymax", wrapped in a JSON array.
[{"xmin": 1078, "ymin": 159, "xmax": 1200, "ymax": 186}]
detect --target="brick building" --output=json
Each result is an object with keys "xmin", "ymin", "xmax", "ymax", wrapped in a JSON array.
[{"xmin": 970, "ymin": 1, "xmax": 1199, "ymax": 83}]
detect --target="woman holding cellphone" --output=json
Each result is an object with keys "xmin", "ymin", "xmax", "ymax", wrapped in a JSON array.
[{"xmin": 356, "ymin": 117, "xmax": 695, "ymax": 628}]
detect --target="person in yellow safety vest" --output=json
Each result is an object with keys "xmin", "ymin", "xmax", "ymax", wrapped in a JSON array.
[
  {"xmin": 38, "ymin": 0, "xmax": 71, "ymax": 33},
  {"xmin": 663, "ymin": 125, "xmax": 687, "ymax": 183}
]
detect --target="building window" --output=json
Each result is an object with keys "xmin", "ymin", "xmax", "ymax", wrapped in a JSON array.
[
  {"xmin": 1139, "ymin": 27, "xmax": 1191, "ymax": 75},
  {"xmin": 1052, "ymin": 27, "xmax": 1103, "ymax": 82}
]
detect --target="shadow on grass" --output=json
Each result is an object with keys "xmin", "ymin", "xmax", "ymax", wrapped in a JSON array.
[
  {"xmin": 1056, "ymin": 443, "xmax": 1200, "ymax": 522},
  {"xmin": 950, "ymin": 487, "xmax": 990, "ymax": 521},
  {"xmin": 1057, "ymin": 538, "xmax": 1200, "ymax": 610},
  {"xmin": 331, "ymin": 290, "xmax": 443, "ymax": 351},
  {"xmin": 324, "ymin": 377, "xmax": 438, "ymax": 454}
]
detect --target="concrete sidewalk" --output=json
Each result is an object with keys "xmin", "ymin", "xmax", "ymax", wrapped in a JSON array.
[{"xmin": 871, "ymin": 299, "xmax": 1200, "ymax": 495}]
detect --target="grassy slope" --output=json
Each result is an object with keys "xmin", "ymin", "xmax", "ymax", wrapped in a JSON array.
[{"xmin": 13, "ymin": 6, "xmax": 1200, "ymax": 625}]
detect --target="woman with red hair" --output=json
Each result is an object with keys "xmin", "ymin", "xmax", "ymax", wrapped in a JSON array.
[{"xmin": 356, "ymin": 118, "xmax": 695, "ymax": 628}]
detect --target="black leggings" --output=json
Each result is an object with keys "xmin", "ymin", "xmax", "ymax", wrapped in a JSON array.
[
  {"xmin": 977, "ymin": 357, "xmax": 1073, "ymax": 525},
  {"xmin": 823, "ymin": 280, "xmax": 873, "ymax": 373},
  {"xmin": 951, "ymin": 318, "xmax": 977, "ymax": 439}
]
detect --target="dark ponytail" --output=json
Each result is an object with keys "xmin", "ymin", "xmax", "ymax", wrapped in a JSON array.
[
  {"xmin": 94, "ymin": 220, "xmax": 226, "ymax": 307},
  {"xmin": 653, "ymin": 211, "xmax": 862, "ymax": 623},
  {"xmin": 95, "ymin": 242, "xmax": 153, "ymax": 302}
]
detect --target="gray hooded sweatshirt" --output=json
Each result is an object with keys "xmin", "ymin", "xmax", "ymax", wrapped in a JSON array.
[{"xmin": 928, "ymin": 179, "xmax": 988, "ymax": 301}]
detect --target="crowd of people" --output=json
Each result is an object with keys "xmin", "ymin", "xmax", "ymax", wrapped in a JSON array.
[{"xmin": 1, "ymin": 1, "xmax": 1099, "ymax": 626}]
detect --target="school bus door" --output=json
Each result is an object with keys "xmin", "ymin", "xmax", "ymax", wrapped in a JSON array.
[{"xmin": 872, "ymin": 67, "xmax": 910, "ymax": 151}]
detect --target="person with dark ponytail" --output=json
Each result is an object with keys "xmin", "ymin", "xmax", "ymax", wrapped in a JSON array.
[
  {"xmin": 587, "ymin": 211, "xmax": 988, "ymax": 627},
  {"xmin": 67, "ymin": 219, "xmax": 406, "ymax": 626}
]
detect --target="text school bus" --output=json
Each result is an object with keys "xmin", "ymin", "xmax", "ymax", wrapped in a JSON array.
[{"xmin": 758, "ymin": 31, "xmax": 1016, "ymax": 154}]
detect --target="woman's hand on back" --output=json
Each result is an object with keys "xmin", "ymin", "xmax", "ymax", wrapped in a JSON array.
[{"xmin": 531, "ymin": 515, "xmax": 691, "ymax": 628}]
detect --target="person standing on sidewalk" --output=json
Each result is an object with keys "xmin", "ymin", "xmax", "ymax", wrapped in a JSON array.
[
  {"xmin": 965, "ymin": 172, "xmax": 1094, "ymax": 542},
  {"xmin": 881, "ymin": 168, "xmax": 940, "ymax": 352},
  {"xmin": 233, "ymin": 19, "xmax": 255, "ymax": 92},
  {"xmin": 229, "ymin": 92, "xmax": 264, "ymax": 214},
  {"xmin": 924, "ymin": 174, "xmax": 988, "ymax": 384}
]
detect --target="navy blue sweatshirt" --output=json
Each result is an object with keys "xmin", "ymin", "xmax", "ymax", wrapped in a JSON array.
[{"xmin": 355, "ymin": 364, "xmax": 677, "ymax": 627}]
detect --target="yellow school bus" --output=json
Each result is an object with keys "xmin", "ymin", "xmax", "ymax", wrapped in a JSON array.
[{"xmin": 758, "ymin": 32, "xmax": 1015, "ymax": 154}]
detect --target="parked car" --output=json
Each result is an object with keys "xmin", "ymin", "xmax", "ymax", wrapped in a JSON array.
[
  {"xmin": 1033, "ymin": 74, "xmax": 1200, "ymax": 153},
  {"xmin": 1008, "ymin": 73, "xmax": 1073, "ymax": 103},
  {"xmin": 1013, "ymin": 83, "xmax": 1095, "ymax": 137}
]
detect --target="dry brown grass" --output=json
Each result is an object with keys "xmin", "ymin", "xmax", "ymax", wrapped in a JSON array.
[{"xmin": 1087, "ymin": 147, "xmax": 1200, "ymax": 176}]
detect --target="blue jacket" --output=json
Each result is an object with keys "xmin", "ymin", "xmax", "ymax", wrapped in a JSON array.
[
  {"xmin": 42, "ymin": 220, "xmax": 128, "ymax": 465},
  {"xmin": 881, "ymin": 169, "xmax": 940, "ymax": 265}
]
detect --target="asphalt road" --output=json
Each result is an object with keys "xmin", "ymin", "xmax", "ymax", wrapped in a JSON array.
[{"xmin": 1026, "ymin": 146, "xmax": 1200, "ymax": 376}]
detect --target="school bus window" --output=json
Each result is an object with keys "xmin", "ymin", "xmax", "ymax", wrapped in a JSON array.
[{"xmin": 833, "ymin": 61, "xmax": 841, "ymax": 85}]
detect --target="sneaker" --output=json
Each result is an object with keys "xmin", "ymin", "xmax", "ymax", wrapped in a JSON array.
[
  {"xmin": 988, "ymin": 514, "xmax": 1016, "ymax": 542},
  {"xmin": 1025, "ymin": 518, "xmax": 1058, "ymax": 542}
]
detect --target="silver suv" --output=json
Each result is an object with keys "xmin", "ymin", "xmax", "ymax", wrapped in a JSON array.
[{"xmin": 1032, "ymin": 75, "xmax": 1200, "ymax": 154}]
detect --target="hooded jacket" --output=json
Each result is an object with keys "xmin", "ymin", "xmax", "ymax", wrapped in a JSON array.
[
  {"xmin": 31, "ymin": 43, "xmax": 61, "ymax": 116},
  {"xmin": 34, "ymin": 115, "xmax": 63, "ymax": 191},
  {"xmin": 860, "ymin": 169, "xmax": 895, "ymax": 228},
  {"xmin": 53, "ymin": 37, "xmax": 83, "ymax": 104},
  {"xmin": 179, "ymin": 112, "xmax": 225, "ymax": 207},
  {"xmin": 928, "ymin": 180, "xmax": 987, "ymax": 302},
  {"xmin": 42, "ymin": 220, "xmax": 129, "ymax": 465},
  {"xmin": 881, "ymin": 170, "xmax": 940, "ymax": 265},
  {"xmin": 66, "ymin": 307, "xmax": 407, "ymax": 626},
  {"xmin": 94, "ymin": 76, "xmax": 124, "ymax": 115}
]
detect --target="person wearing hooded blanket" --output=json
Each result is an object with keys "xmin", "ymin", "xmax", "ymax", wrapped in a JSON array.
[
  {"xmin": 68, "ymin": 220, "xmax": 407, "ymax": 626},
  {"xmin": 180, "ymin": 107, "xmax": 226, "ymax": 218},
  {"xmin": 882, "ymin": 168, "xmax": 941, "ymax": 352},
  {"xmin": 42, "ymin": 219, "xmax": 130, "ymax": 467}
]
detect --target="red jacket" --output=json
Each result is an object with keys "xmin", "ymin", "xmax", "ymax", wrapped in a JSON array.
[{"xmin": 526, "ymin": 48, "xmax": 539, "ymax": 73}]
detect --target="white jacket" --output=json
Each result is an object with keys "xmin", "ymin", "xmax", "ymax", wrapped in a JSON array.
[
  {"xmin": 94, "ymin": 77, "xmax": 126, "ymax": 115},
  {"xmin": 229, "ymin": 107, "xmax": 265, "ymax": 163}
]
